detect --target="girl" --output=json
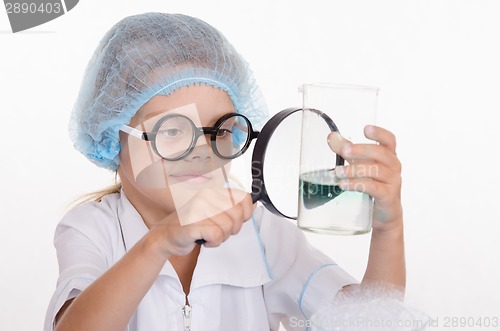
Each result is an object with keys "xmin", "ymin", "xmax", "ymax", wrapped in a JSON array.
[{"xmin": 45, "ymin": 12, "xmax": 405, "ymax": 331}]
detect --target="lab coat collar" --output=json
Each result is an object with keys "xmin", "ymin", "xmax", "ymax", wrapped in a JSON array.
[{"xmin": 117, "ymin": 189, "xmax": 272, "ymax": 289}]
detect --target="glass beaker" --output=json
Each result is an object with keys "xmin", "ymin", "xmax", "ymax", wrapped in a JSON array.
[{"xmin": 298, "ymin": 83, "xmax": 379, "ymax": 235}]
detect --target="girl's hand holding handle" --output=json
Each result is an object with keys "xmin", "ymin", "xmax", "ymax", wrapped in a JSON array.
[{"xmin": 150, "ymin": 188, "xmax": 255, "ymax": 257}]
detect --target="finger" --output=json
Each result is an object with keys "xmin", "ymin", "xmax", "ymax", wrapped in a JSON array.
[
  {"xmin": 338, "ymin": 178, "xmax": 386, "ymax": 201},
  {"xmin": 218, "ymin": 200, "xmax": 245, "ymax": 235},
  {"xmin": 222, "ymin": 187, "xmax": 250, "ymax": 209},
  {"xmin": 242, "ymin": 193, "xmax": 255, "ymax": 221},
  {"xmin": 337, "ymin": 178, "xmax": 402, "ymax": 217},
  {"xmin": 341, "ymin": 143, "xmax": 401, "ymax": 171},
  {"xmin": 327, "ymin": 131, "xmax": 358, "ymax": 164},
  {"xmin": 327, "ymin": 131, "xmax": 352, "ymax": 154},
  {"xmin": 363, "ymin": 125, "xmax": 397, "ymax": 154},
  {"xmin": 200, "ymin": 191, "xmax": 252, "ymax": 238},
  {"xmin": 190, "ymin": 215, "xmax": 233, "ymax": 247},
  {"xmin": 215, "ymin": 189, "xmax": 254, "ymax": 216},
  {"xmin": 337, "ymin": 178, "xmax": 403, "ymax": 225},
  {"xmin": 227, "ymin": 193, "xmax": 255, "ymax": 234},
  {"xmin": 180, "ymin": 189, "xmax": 252, "ymax": 245},
  {"xmin": 334, "ymin": 163, "xmax": 398, "ymax": 184}
]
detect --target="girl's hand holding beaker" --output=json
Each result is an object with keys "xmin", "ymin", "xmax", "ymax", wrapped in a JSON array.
[{"xmin": 328, "ymin": 125, "xmax": 403, "ymax": 232}]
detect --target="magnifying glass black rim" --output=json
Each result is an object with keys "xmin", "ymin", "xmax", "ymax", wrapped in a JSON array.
[{"xmin": 250, "ymin": 107, "xmax": 345, "ymax": 220}]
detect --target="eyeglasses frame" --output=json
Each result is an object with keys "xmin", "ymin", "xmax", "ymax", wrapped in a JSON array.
[{"xmin": 120, "ymin": 112, "xmax": 260, "ymax": 161}]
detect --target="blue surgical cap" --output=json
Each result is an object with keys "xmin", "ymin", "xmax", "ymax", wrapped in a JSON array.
[{"xmin": 69, "ymin": 12, "xmax": 268, "ymax": 170}]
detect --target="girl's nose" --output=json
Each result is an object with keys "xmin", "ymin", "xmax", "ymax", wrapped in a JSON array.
[{"xmin": 186, "ymin": 135, "xmax": 212, "ymax": 161}]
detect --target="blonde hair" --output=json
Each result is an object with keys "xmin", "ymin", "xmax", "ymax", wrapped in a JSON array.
[
  {"xmin": 78, "ymin": 182, "xmax": 122, "ymax": 204},
  {"xmin": 71, "ymin": 172, "xmax": 122, "ymax": 206}
]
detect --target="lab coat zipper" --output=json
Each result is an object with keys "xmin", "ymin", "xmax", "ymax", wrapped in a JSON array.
[{"xmin": 182, "ymin": 304, "xmax": 192, "ymax": 331}]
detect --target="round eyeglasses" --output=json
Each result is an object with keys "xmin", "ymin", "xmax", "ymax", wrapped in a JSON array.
[{"xmin": 120, "ymin": 113, "xmax": 259, "ymax": 161}]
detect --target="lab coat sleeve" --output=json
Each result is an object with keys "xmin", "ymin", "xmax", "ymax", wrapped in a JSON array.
[
  {"xmin": 256, "ymin": 207, "xmax": 358, "ymax": 330},
  {"xmin": 44, "ymin": 203, "xmax": 119, "ymax": 331}
]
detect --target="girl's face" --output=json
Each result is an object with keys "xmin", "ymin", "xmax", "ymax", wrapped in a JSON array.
[{"xmin": 118, "ymin": 85, "xmax": 236, "ymax": 220}]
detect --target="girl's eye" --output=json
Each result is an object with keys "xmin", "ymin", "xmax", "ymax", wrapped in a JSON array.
[
  {"xmin": 216, "ymin": 129, "xmax": 232, "ymax": 138},
  {"xmin": 159, "ymin": 127, "xmax": 183, "ymax": 137}
]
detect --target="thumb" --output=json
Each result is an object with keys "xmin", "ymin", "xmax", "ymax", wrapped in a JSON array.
[{"xmin": 327, "ymin": 131, "xmax": 352, "ymax": 154}]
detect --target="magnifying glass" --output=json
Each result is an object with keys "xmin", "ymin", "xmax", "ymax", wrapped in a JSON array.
[{"xmin": 195, "ymin": 107, "xmax": 343, "ymax": 244}]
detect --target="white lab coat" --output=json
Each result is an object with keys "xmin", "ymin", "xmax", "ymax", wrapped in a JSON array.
[{"xmin": 44, "ymin": 190, "xmax": 356, "ymax": 330}]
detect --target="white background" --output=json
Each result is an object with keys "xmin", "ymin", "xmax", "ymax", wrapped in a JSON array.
[{"xmin": 1, "ymin": 1, "xmax": 499, "ymax": 330}]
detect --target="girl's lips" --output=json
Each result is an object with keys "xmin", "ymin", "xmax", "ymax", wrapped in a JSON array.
[{"xmin": 170, "ymin": 174, "xmax": 212, "ymax": 184}]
